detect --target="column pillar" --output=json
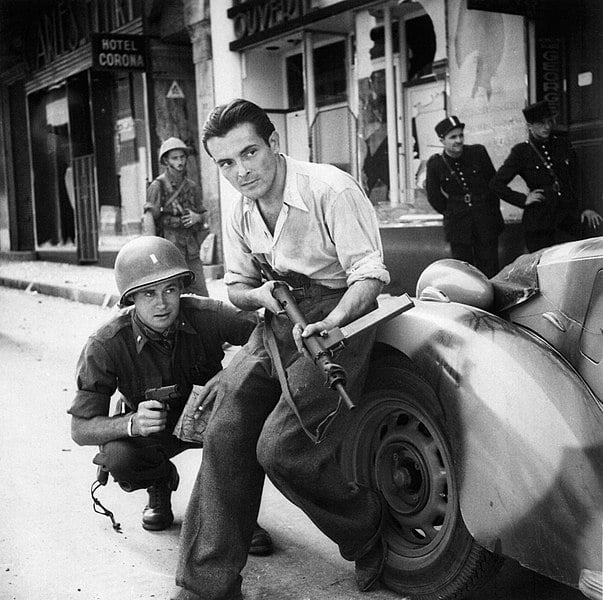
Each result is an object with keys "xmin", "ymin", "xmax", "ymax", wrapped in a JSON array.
[{"xmin": 187, "ymin": 16, "xmax": 222, "ymax": 270}]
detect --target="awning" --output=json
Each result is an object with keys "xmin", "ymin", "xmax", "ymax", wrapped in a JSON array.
[{"xmin": 467, "ymin": 0, "xmax": 589, "ymax": 17}]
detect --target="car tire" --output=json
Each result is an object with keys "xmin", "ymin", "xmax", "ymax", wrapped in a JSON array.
[{"xmin": 342, "ymin": 357, "xmax": 503, "ymax": 600}]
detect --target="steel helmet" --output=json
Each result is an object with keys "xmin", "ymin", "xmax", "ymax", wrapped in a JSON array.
[
  {"xmin": 114, "ymin": 236, "xmax": 194, "ymax": 306},
  {"xmin": 415, "ymin": 258, "xmax": 493, "ymax": 309},
  {"xmin": 159, "ymin": 137, "xmax": 189, "ymax": 163}
]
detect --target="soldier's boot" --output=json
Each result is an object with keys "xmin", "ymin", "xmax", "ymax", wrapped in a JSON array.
[{"xmin": 142, "ymin": 462, "xmax": 180, "ymax": 531}]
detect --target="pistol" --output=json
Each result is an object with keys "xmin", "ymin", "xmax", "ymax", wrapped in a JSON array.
[{"xmin": 144, "ymin": 384, "xmax": 182, "ymax": 409}]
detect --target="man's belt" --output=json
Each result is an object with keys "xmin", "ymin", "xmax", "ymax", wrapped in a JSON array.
[
  {"xmin": 162, "ymin": 215, "xmax": 203, "ymax": 230},
  {"xmin": 161, "ymin": 215, "xmax": 184, "ymax": 228},
  {"xmin": 273, "ymin": 271, "xmax": 346, "ymax": 302},
  {"xmin": 450, "ymin": 192, "xmax": 490, "ymax": 207}
]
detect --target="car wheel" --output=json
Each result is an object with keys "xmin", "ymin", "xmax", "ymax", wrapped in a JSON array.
[{"xmin": 342, "ymin": 361, "xmax": 503, "ymax": 600}]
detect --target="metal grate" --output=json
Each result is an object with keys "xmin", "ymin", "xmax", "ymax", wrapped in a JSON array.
[{"xmin": 73, "ymin": 154, "xmax": 99, "ymax": 263}]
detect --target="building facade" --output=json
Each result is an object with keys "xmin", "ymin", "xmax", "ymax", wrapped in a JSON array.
[
  {"xmin": 0, "ymin": 0, "xmax": 601, "ymax": 293},
  {"xmin": 0, "ymin": 0, "xmax": 203, "ymax": 264},
  {"xmin": 204, "ymin": 0, "xmax": 602, "ymax": 291}
]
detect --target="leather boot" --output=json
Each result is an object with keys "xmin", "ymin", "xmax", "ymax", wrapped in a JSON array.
[
  {"xmin": 355, "ymin": 491, "xmax": 388, "ymax": 592},
  {"xmin": 249, "ymin": 523, "xmax": 273, "ymax": 556},
  {"xmin": 142, "ymin": 462, "xmax": 179, "ymax": 531},
  {"xmin": 354, "ymin": 536, "xmax": 387, "ymax": 592}
]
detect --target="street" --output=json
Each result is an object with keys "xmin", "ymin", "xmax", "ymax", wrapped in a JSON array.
[{"xmin": 0, "ymin": 287, "xmax": 587, "ymax": 600}]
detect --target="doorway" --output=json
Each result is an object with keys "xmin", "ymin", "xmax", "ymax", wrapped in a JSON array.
[{"xmin": 28, "ymin": 85, "xmax": 76, "ymax": 248}]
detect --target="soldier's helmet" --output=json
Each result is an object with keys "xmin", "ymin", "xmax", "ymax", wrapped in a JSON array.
[
  {"xmin": 159, "ymin": 137, "xmax": 189, "ymax": 164},
  {"xmin": 115, "ymin": 236, "xmax": 194, "ymax": 306}
]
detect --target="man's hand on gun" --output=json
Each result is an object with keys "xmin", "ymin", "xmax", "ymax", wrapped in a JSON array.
[
  {"xmin": 130, "ymin": 385, "xmax": 182, "ymax": 436},
  {"xmin": 130, "ymin": 400, "xmax": 168, "ymax": 437},
  {"xmin": 252, "ymin": 280, "xmax": 285, "ymax": 316},
  {"xmin": 292, "ymin": 320, "xmax": 332, "ymax": 360}
]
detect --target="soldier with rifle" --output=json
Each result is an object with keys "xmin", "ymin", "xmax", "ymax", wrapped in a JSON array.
[
  {"xmin": 173, "ymin": 99, "xmax": 391, "ymax": 600},
  {"xmin": 68, "ymin": 236, "xmax": 273, "ymax": 555},
  {"xmin": 143, "ymin": 137, "xmax": 210, "ymax": 297}
]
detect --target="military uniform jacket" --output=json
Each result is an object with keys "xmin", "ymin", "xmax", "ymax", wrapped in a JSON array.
[
  {"xmin": 144, "ymin": 173, "xmax": 208, "ymax": 257},
  {"xmin": 490, "ymin": 135, "xmax": 581, "ymax": 233},
  {"xmin": 69, "ymin": 297, "xmax": 257, "ymax": 429},
  {"xmin": 426, "ymin": 144, "xmax": 504, "ymax": 243}
]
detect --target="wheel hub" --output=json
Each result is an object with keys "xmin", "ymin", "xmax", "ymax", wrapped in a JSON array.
[
  {"xmin": 367, "ymin": 408, "xmax": 450, "ymax": 549},
  {"xmin": 382, "ymin": 443, "xmax": 429, "ymax": 513}
]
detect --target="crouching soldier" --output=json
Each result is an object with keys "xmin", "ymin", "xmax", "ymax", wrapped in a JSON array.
[{"xmin": 68, "ymin": 236, "xmax": 273, "ymax": 555}]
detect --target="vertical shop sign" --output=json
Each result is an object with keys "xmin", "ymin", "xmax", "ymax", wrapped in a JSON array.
[
  {"xmin": 91, "ymin": 33, "xmax": 147, "ymax": 71},
  {"xmin": 535, "ymin": 30, "xmax": 566, "ymax": 125}
]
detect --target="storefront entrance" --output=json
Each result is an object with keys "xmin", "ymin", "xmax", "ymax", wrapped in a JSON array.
[
  {"xmin": 236, "ymin": 1, "xmax": 445, "ymax": 227},
  {"xmin": 27, "ymin": 69, "xmax": 150, "ymax": 262}
]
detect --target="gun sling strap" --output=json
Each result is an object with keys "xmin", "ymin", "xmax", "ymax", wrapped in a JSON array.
[
  {"xmin": 160, "ymin": 178, "xmax": 187, "ymax": 213},
  {"xmin": 440, "ymin": 153, "xmax": 472, "ymax": 204},
  {"xmin": 264, "ymin": 311, "xmax": 342, "ymax": 445},
  {"xmin": 528, "ymin": 139, "xmax": 561, "ymax": 193}
]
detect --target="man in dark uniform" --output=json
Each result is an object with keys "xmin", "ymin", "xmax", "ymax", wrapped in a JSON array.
[
  {"xmin": 68, "ymin": 236, "xmax": 272, "ymax": 554},
  {"xmin": 490, "ymin": 100, "xmax": 602, "ymax": 252},
  {"xmin": 143, "ymin": 137, "xmax": 210, "ymax": 297},
  {"xmin": 426, "ymin": 116, "xmax": 504, "ymax": 277}
]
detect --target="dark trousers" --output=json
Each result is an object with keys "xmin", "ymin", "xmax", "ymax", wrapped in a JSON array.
[
  {"xmin": 524, "ymin": 228, "xmax": 579, "ymax": 253},
  {"xmin": 176, "ymin": 295, "xmax": 382, "ymax": 599},
  {"xmin": 94, "ymin": 432, "xmax": 200, "ymax": 491},
  {"xmin": 450, "ymin": 238, "xmax": 500, "ymax": 278}
]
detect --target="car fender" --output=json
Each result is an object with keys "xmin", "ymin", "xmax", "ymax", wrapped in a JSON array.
[{"xmin": 374, "ymin": 298, "xmax": 603, "ymax": 587}]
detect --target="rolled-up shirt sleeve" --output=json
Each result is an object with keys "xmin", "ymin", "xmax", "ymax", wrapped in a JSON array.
[
  {"xmin": 143, "ymin": 179, "xmax": 163, "ymax": 218},
  {"xmin": 327, "ymin": 187, "xmax": 390, "ymax": 287},
  {"xmin": 68, "ymin": 338, "xmax": 116, "ymax": 419}
]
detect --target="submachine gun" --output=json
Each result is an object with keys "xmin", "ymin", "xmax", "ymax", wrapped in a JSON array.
[{"xmin": 255, "ymin": 260, "xmax": 414, "ymax": 410}]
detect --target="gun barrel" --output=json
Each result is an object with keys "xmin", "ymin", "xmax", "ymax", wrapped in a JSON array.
[
  {"xmin": 271, "ymin": 282, "xmax": 355, "ymax": 408},
  {"xmin": 145, "ymin": 384, "xmax": 182, "ymax": 401},
  {"xmin": 334, "ymin": 382, "xmax": 354, "ymax": 410}
]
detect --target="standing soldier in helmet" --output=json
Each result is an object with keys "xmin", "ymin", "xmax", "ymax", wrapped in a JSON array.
[
  {"xmin": 68, "ymin": 236, "xmax": 273, "ymax": 554},
  {"xmin": 143, "ymin": 137, "xmax": 209, "ymax": 297}
]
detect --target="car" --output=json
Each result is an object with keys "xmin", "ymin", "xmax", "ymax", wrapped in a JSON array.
[{"xmin": 342, "ymin": 237, "xmax": 603, "ymax": 600}]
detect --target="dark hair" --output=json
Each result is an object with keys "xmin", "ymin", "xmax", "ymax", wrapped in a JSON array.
[{"xmin": 201, "ymin": 98, "xmax": 275, "ymax": 156}]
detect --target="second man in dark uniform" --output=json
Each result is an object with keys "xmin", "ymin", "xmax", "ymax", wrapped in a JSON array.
[
  {"xmin": 426, "ymin": 116, "xmax": 504, "ymax": 277},
  {"xmin": 490, "ymin": 100, "xmax": 602, "ymax": 252}
]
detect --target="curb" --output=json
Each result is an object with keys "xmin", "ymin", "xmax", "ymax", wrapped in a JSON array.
[{"xmin": 0, "ymin": 276, "xmax": 119, "ymax": 308}]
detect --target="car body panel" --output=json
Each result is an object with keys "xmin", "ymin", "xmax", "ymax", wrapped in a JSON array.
[{"xmin": 375, "ymin": 299, "xmax": 603, "ymax": 588}]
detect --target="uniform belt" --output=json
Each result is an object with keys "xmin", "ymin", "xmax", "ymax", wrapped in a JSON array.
[
  {"xmin": 161, "ymin": 215, "xmax": 184, "ymax": 228},
  {"xmin": 451, "ymin": 193, "xmax": 489, "ymax": 205}
]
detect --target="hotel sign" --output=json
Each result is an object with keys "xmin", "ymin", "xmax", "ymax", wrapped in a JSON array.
[{"xmin": 91, "ymin": 34, "xmax": 147, "ymax": 71}]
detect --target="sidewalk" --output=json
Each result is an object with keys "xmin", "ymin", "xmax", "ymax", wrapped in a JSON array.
[{"xmin": 0, "ymin": 258, "xmax": 229, "ymax": 307}]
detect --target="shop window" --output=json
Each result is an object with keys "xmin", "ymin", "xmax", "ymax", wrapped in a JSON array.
[
  {"xmin": 369, "ymin": 15, "xmax": 436, "ymax": 80},
  {"xmin": 356, "ymin": 8, "xmax": 443, "ymax": 221},
  {"xmin": 286, "ymin": 40, "xmax": 347, "ymax": 110}
]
